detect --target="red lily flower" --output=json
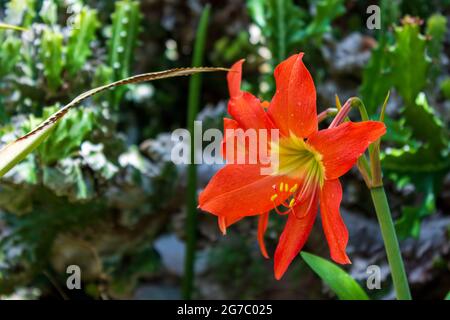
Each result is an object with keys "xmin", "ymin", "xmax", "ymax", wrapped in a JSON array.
[{"xmin": 198, "ymin": 53, "xmax": 386, "ymax": 279}]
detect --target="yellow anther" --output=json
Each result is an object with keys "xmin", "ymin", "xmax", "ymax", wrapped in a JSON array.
[
  {"xmin": 279, "ymin": 182, "xmax": 284, "ymax": 191},
  {"xmin": 270, "ymin": 194, "xmax": 278, "ymax": 202},
  {"xmin": 289, "ymin": 198, "xmax": 296, "ymax": 207},
  {"xmin": 290, "ymin": 184, "xmax": 298, "ymax": 193},
  {"xmin": 285, "ymin": 183, "xmax": 289, "ymax": 192}
]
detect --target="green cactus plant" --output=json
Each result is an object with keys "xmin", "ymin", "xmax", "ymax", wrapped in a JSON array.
[
  {"xmin": 4, "ymin": 0, "xmax": 36, "ymax": 27},
  {"xmin": 66, "ymin": 6, "xmax": 100, "ymax": 76},
  {"xmin": 40, "ymin": 28, "xmax": 65, "ymax": 92},
  {"xmin": 0, "ymin": 35, "xmax": 21, "ymax": 77},
  {"xmin": 107, "ymin": 0, "xmax": 142, "ymax": 108}
]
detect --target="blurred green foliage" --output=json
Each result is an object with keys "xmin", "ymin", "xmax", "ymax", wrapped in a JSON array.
[
  {"xmin": 22, "ymin": 105, "xmax": 96, "ymax": 164},
  {"xmin": 361, "ymin": 13, "xmax": 449, "ymax": 239},
  {"xmin": 248, "ymin": 0, "xmax": 345, "ymax": 65},
  {"xmin": 66, "ymin": 7, "xmax": 100, "ymax": 76}
]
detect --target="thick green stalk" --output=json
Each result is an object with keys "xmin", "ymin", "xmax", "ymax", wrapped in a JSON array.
[
  {"xmin": 370, "ymin": 186, "xmax": 412, "ymax": 300},
  {"xmin": 182, "ymin": 5, "xmax": 210, "ymax": 300}
]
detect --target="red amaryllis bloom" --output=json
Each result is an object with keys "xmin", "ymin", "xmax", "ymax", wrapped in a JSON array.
[{"xmin": 198, "ymin": 53, "xmax": 386, "ymax": 279}]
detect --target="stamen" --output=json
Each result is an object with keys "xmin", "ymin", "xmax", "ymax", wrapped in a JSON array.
[
  {"xmin": 270, "ymin": 194, "xmax": 278, "ymax": 202},
  {"xmin": 284, "ymin": 183, "xmax": 289, "ymax": 192},
  {"xmin": 289, "ymin": 198, "xmax": 295, "ymax": 207},
  {"xmin": 329, "ymin": 99, "xmax": 352, "ymax": 128},
  {"xmin": 279, "ymin": 182, "xmax": 284, "ymax": 191},
  {"xmin": 290, "ymin": 184, "xmax": 298, "ymax": 193}
]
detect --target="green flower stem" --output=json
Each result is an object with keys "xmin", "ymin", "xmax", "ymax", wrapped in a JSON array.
[
  {"xmin": 182, "ymin": 5, "xmax": 211, "ymax": 300},
  {"xmin": 370, "ymin": 186, "xmax": 412, "ymax": 300}
]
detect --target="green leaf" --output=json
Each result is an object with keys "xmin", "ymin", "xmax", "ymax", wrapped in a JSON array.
[
  {"xmin": 248, "ymin": 0, "xmax": 345, "ymax": 64},
  {"xmin": 445, "ymin": 291, "xmax": 450, "ymax": 300},
  {"xmin": 305, "ymin": 0, "xmax": 345, "ymax": 38},
  {"xmin": 426, "ymin": 14, "xmax": 447, "ymax": 62},
  {"xmin": 301, "ymin": 252, "xmax": 369, "ymax": 300},
  {"xmin": 247, "ymin": 0, "xmax": 305, "ymax": 63},
  {"xmin": 395, "ymin": 176, "xmax": 436, "ymax": 239},
  {"xmin": 247, "ymin": 0, "xmax": 266, "ymax": 28},
  {"xmin": 22, "ymin": 105, "xmax": 96, "ymax": 164},
  {"xmin": 0, "ymin": 67, "xmax": 227, "ymax": 178},
  {"xmin": 40, "ymin": 28, "xmax": 64, "ymax": 91},
  {"xmin": 383, "ymin": 145, "xmax": 449, "ymax": 238},
  {"xmin": 383, "ymin": 118, "xmax": 416, "ymax": 146},
  {"xmin": 390, "ymin": 18, "xmax": 430, "ymax": 105},
  {"xmin": 360, "ymin": 42, "xmax": 393, "ymax": 116},
  {"xmin": 66, "ymin": 7, "xmax": 100, "ymax": 76},
  {"xmin": 0, "ymin": 35, "xmax": 22, "ymax": 77},
  {"xmin": 441, "ymin": 77, "xmax": 450, "ymax": 100},
  {"xmin": 39, "ymin": 0, "xmax": 57, "ymax": 25},
  {"xmin": 425, "ymin": 14, "xmax": 446, "ymax": 80},
  {"xmin": 382, "ymin": 92, "xmax": 448, "ymax": 239},
  {"xmin": 383, "ymin": 145, "xmax": 449, "ymax": 174},
  {"xmin": 402, "ymin": 93, "xmax": 448, "ymax": 152},
  {"xmin": 4, "ymin": 0, "xmax": 36, "ymax": 27},
  {"xmin": 379, "ymin": 0, "xmax": 400, "ymax": 33},
  {"xmin": 107, "ymin": 0, "xmax": 142, "ymax": 108}
]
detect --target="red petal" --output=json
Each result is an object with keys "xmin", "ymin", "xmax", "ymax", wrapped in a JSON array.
[
  {"xmin": 199, "ymin": 164, "xmax": 296, "ymax": 221},
  {"xmin": 221, "ymin": 118, "xmax": 243, "ymax": 162},
  {"xmin": 227, "ymin": 60, "xmax": 273, "ymax": 130},
  {"xmin": 221, "ymin": 116, "xmax": 274, "ymax": 165},
  {"xmin": 274, "ymin": 195, "xmax": 318, "ymax": 279},
  {"xmin": 258, "ymin": 212, "xmax": 270, "ymax": 259},
  {"xmin": 218, "ymin": 215, "xmax": 243, "ymax": 235},
  {"xmin": 307, "ymin": 121, "xmax": 386, "ymax": 179},
  {"xmin": 268, "ymin": 53, "xmax": 317, "ymax": 138},
  {"xmin": 218, "ymin": 216, "xmax": 227, "ymax": 234},
  {"xmin": 320, "ymin": 179, "xmax": 351, "ymax": 264},
  {"xmin": 227, "ymin": 59, "xmax": 244, "ymax": 98},
  {"xmin": 228, "ymin": 92, "xmax": 273, "ymax": 130}
]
